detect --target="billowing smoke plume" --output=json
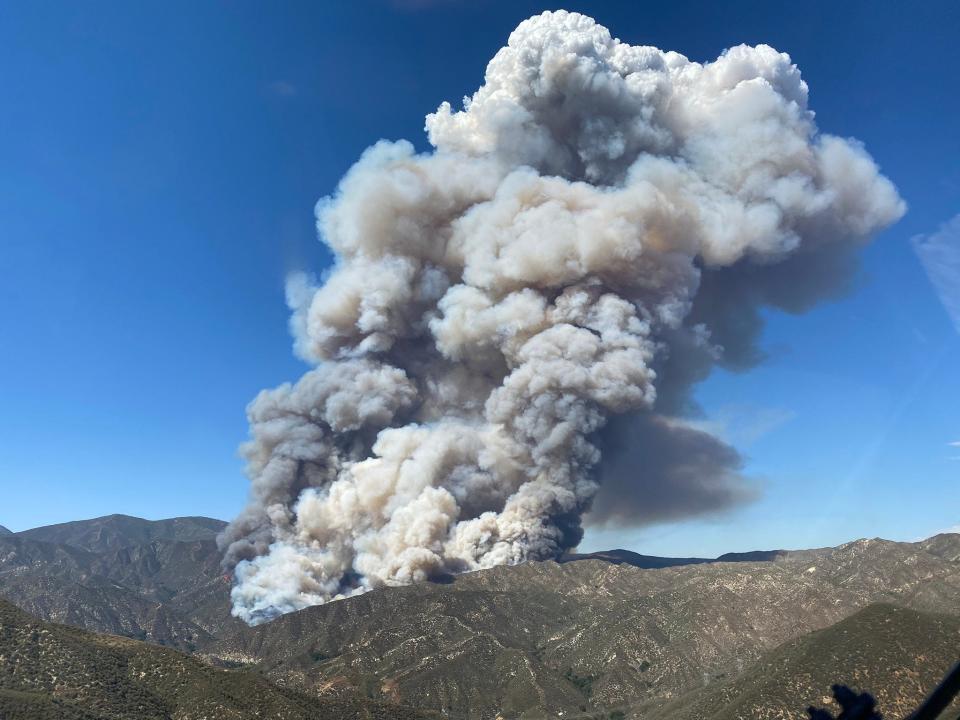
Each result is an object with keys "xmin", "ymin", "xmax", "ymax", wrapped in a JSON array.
[{"xmin": 220, "ymin": 10, "xmax": 904, "ymax": 623}]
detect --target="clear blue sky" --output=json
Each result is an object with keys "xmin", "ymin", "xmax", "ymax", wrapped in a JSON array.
[{"xmin": 2, "ymin": 1, "xmax": 957, "ymax": 555}]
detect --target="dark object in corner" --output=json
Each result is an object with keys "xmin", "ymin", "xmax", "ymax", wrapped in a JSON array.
[
  {"xmin": 808, "ymin": 685, "xmax": 881, "ymax": 720},
  {"xmin": 905, "ymin": 661, "xmax": 960, "ymax": 720},
  {"xmin": 809, "ymin": 661, "xmax": 960, "ymax": 720}
]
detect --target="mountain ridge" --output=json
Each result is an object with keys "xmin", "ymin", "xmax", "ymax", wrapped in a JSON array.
[
  {"xmin": 207, "ymin": 533, "xmax": 960, "ymax": 718},
  {"xmin": 14, "ymin": 514, "xmax": 227, "ymax": 553},
  {"xmin": 558, "ymin": 547, "xmax": 787, "ymax": 569},
  {"xmin": 2, "ymin": 595, "xmax": 957, "ymax": 720},
  {"xmin": 2, "ymin": 513, "xmax": 958, "ymax": 718}
]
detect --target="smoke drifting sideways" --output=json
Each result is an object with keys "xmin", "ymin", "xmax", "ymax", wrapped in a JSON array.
[{"xmin": 219, "ymin": 10, "xmax": 904, "ymax": 624}]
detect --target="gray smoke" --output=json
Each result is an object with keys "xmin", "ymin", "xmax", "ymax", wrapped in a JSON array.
[{"xmin": 220, "ymin": 10, "xmax": 904, "ymax": 624}]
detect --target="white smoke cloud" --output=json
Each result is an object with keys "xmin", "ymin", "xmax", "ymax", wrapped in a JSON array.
[{"xmin": 220, "ymin": 10, "xmax": 905, "ymax": 624}]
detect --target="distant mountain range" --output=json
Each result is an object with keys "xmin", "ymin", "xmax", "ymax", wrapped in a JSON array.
[
  {"xmin": 558, "ymin": 546, "xmax": 786, "ymax": 569},
  {"xmin": 1, "ymin": 514, "xmax": 958, "ymax": 719},
  {"xmin": 13, "ymin": 513, "xmax": 226, "ymax": 552}
]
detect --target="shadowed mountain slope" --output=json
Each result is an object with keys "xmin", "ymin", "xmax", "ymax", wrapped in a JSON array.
[
  {"xmin": 0, "ymin": 525, "xmax": 11, "ymax": 536},
  {"xmin": 0, "ymin": 598, "xmax": 436, "ymax": 720},
  {"xmin": 651, "ymin": 603, "xmax": 960, "ymax": 720}
]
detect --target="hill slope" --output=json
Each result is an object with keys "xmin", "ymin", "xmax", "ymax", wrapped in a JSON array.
[
  {"xmin": 0, "ymin": 598, "xmax": 434, "ymax": 720},
  {"xmin": 211, "ymin": 534, "xmax": 960, "ymax": 719},
  {"xmin": 0, "ymin": 525, "xmax": 11, "ymax": 536},
  {"xmin": 652, "ymin": 603, "xmax": 960, "ymax": 720},
  {"xmin": 0, "ymin": 529, "xmax": 239, "ymax": 651}
]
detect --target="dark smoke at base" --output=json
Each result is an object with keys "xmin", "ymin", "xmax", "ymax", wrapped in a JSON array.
[{"xmin": 219, "ymin": 10, "xmax": 904, "ymax": 624}]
